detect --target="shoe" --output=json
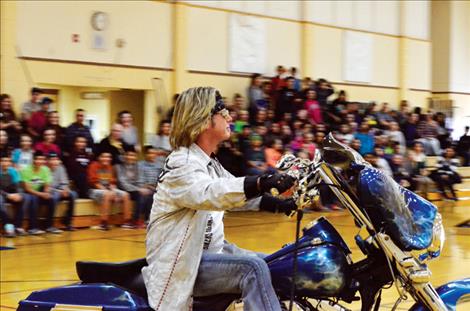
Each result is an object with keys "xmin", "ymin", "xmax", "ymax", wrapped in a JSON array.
[
  {"xmin": 91, "ymin": 223, "xmax": 110, "ymax": 231},
  {"xmin": 15, "ymin": 228, "xmax": 27, "ymax": 236},
  {"xmin": 4, "ymin": 224, "xmax": 16, "ymax": 238},
  {"xmin": 328, "ymin": 204, "xmax": 342, "ymax": 211},
  {"xmin": 28, "ymin": 228, "xmax": 46, "ymax": 235},
  {"xmin": 64, "ymin": 225, "xmax": 77, "ymax": 231},
  {"xmin": 121, "ymin": 223, "xmax": 137, "ymax": 230},
  {"xmin": 46, "ymin": 227, "xmax": 63, "ymax": 234}
]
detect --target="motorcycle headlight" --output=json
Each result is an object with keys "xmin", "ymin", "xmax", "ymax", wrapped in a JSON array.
[{"xmin": 417, "ymin": 213, "xmax": 445, "ymax": 262}]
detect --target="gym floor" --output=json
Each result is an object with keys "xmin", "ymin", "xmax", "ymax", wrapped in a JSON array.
[{"xmin": 1, "ymin": 201, "xmax": 469, "ymax": 310}]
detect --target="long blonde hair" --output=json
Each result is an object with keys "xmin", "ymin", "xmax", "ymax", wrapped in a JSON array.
[{"xmin": 170, "ymin": 87, "xmax": 216, "ymax": 149}]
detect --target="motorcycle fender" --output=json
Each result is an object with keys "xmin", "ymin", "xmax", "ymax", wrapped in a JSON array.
[{"xmin": 409, "ymin": 278, "xmax": 470, "ymax": 311}]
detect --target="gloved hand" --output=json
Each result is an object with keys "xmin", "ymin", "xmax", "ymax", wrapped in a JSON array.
[
  {"xmin": 258, "ymin": 173, "xmax": 296, "ymax": 194},
  {"xmin": 244, "ymin": 173, "xmax": 296, "ymax": 199},
  {"xmin": 259, "ymin": 195, "xmax": 297, "ymax": 216}
]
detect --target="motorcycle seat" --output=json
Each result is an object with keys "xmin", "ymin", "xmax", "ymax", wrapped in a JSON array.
[{"xmin": 76, "ymin": 258, "xmax": 239, "ymax": 311}]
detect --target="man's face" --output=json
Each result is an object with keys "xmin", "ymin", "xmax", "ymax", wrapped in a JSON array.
[
  {"xmin": 98, "ymin": 153, "xmax": 112, "ymax": 166},
  {"xmin": 48, "ymin": 112, "xmax": 59, "ymax": 125},
  {"xmin": 48, "ymin": 156, "xmax": 61, "ymax": 168},
  {"xmin": 125, "ymin": 151, "xmax": 137, "ymax": 164},
  {"xmin": 31, "ymin": 92, "xmax": 41, "ymax": 103},
  {"xmin": 74, "ymin": 137, "xmax": 87, "ymax": 150},
  {"xmin": 208, "ymin": 110, "xmax": 232, "ymax": 143},
  {"xmin": 33, "ymin": 155, "xmax": 46, "ymax": 167},
  {"xmin": 287, "ymin": 79, "xmax": 295, "ymax": 89},
  {"xmin": 44, "ymin": 130, "xmax": 56, "ymax": 143},
  {"xmin": 41, "ymin": 103, "xmax": 50, "ymax": 112},
  {"xmin": 145, "ymin": 149, "xmax": 158, "ymax": 162},
  {"xmin": 76, "ymin": 111, "xmax": 86, "ymax": 124},
  {"xmin": 0, "ymin": 157, "xmax": 12, "ymax": 171},
  {"xmin": 111, "ymin": 124, "xmax": 123, "ymax": 140}
]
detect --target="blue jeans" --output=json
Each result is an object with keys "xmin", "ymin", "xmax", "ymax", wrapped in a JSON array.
[
  {"xmin": 52, "ymin": 190, "xmax": 77, "ymax": 226},
  {"xmin": 129, "ymin": 191, "xmax": 153, "ymax": 222},
  {"xmin": 30, "ymin": 194, "xmax": 57, "ymax": 229},
  {"xmin": 0, "ymin": 193, "xmax": 31, "ymax": 228},
  {"xmin": 193, "ymin": 242, "xmax": 281, "ymax": 311}
]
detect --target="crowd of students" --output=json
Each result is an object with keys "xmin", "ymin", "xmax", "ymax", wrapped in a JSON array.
[
  {"xmin": 1, "ymin": 68, "xmax": 470, "ymax": 236},
  {"xmin": 1, "ymin": 88, "xmax": 170, "ymax": 236}
]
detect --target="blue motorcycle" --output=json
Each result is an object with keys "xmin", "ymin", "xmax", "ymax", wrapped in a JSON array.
[{"xmin": 19, "ymin": 134, "xmax": 470, "ymax": 311}]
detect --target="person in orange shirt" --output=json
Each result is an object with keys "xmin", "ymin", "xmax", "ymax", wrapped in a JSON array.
[
  {"xmin": 87, "ymin": 150, "xmax": 132, "ymax": 230},
  {"xmin": 265, "ymin": 138, "xmax": 284, "ymax": 172}
]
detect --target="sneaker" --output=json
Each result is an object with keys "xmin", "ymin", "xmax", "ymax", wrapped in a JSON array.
[
  {"xmin": 28, "ymin": 228, "xmax": 46, "ymax": 235},
  {"xmin": 4, "ymin": 224, "xmax": 16, "ymax": 238},
  {"xmin": 121, "ymin": 223, "xmax": 136, "ymax": 230},
  {"xmin": 46, "ymin": 227, "xmax": 63, "ymax": 234},
  {"xmin": 91, "ymin": 223, "xmax": 110, "ymax": 231},
  {"xmin": 64, "ymin": 225, "xmax": 77, "ymax": 231},
  {"xmin": 15, "ymin": 228, "xmax": 27, "ymax": 236}
]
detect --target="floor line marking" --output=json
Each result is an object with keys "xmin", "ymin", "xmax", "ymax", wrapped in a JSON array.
[
  {"xmin": 0, "ymin": 304, "xmax": 17, "ymax": 309},
  {"xmin": 0, "ymin": 279, "xmax": 78, "ymax": 283}
]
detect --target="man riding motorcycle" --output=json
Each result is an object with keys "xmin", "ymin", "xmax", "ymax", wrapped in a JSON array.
[{"xmin": 142, "ymin": 87, "xmax": 296, "ymax": 310}]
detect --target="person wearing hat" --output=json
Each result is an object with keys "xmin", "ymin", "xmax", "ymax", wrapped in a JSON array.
[
  {"xmin": 21, "ymin": 87, "xmax": 44, "ymax": 120},
  {"xmin": 28, "ymin": 97, "xmax": 53, "ymax": 141},
  {"xmin": 143, "ymin": 87, "xmax": 297, "ymax": 311}
]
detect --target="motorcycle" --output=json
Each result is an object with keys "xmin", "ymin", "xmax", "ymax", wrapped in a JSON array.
[{"xmin": 18, "ymin": 134, "xmax": 470, "ymax": 311}]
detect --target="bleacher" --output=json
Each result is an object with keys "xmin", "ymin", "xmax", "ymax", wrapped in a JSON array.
[{"xmin": 5, "ymin": 161, "xmax": 468, "ymax": 229}]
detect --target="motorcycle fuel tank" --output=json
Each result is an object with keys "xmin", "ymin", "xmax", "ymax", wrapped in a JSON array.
[{"xmin": 266, "ymin": 217, "xmax": 350, "ymax": 298}]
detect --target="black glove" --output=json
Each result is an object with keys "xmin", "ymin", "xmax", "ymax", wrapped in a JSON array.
[
  {"xmin": 244, "ymin": 173, "xmax": 296, "ymax": 199},
  {"xmin": 259, "ymin": 195, "xmax": 297, "ymax": 216}
]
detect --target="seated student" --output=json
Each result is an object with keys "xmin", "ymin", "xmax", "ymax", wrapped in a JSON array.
[
  {"xmin": 34, "ymin": 127, "xmax": 61, "ymax": 157},
  {"xmin": 265, "ymin": 138, "xmax": 283, "ymax": 172},
  {"xmin": 245, "ymin": 134, "xmax": 267, "ymax": 175},
  {"xmin": 0, "ymin": 153, "xmax": 31, "ymax": 237},
  {"xmin": 65, "ymin": 135, "xmax": 92, "ymax": 198},
  {"xmin": 12, "ymin": 134, "xmax": 34, "ymax": 170},
  {"xmin": 48, "ymin": 152, "xmax": 77, "ymax": 231},
  {"xmin": 21, "ymin": 151, "xmax": 61, "ymax": 234},
  {"xmin": 137, "ymin": 146, "xmax": 161, "ymax": 206},
  {"xmin": 87, "ymin": 150, "xmax": 132, "ymax": 230},
  {"xmin": 116, "ymin": 148, "xmax": 154, "ymax": 228}
]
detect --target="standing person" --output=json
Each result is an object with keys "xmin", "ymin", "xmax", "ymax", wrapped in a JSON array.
[
  {"xmin": 304, "ymin": 89, "xmax": 322, "ymax": 125},
  {"xmin": 457, "ymin": 126, "xmax": 470, "ymax": 166},
  {"xmin": 247, "ymin": 73, "xmax": 263, "ymax": 108},
  {"xmin": 142, "ymin": 87, "xmax": 296, "ymax": 311},
  {"xmin": 118, "ymin": 110, "xmax": 141, "ymax": 152},
  {"xmin": 65, "ymin": 135, "xmax": 92, "ymax": 198},
  {"xmin": 48, "ymin": 153, "xmax": 77, "ymax": 231},
  {"xmin": 28, "ymin": 97, "xmax": 53, "ymax": 141},
  {"xmin": 21, "ymin": 151, "xmax": 61, "ymax": 234},
  {"xmin": 65, "ymin": 109, "xmax": 94, "ymax": 153},
  {"xmin": 0, "ymin": 153, "xmax": 30, "ymax": 237},
  {"xmin": 315, "ymin": 78, "xmax": 334, "ymax": 118},
  {"xmin": 149, "ymin": 120, "xmax": 172, "ymax": 170},
  {"xmin": 275, "ymin": 76, "xmax": 299, "ymax": 121},
  {"xmin": 99, "ymin": 123, "xmax": 132, "ymax": 165},
  {"xmin": 12, "ymin": 134, "xmax": 34, "ymax": 170},
  {"xmin": 417, "ymin": 113, "xmax": 441, "ymax": 155},
  {"xmin": 87, "ymin": 150, "xmax": 132, "ymax": 230},
  {"xmin": 21, "ymin": 87, "xmax": 43, "ymax": 121},
  {"xmin": 0, "ymin": 94, "xmax": 22, "ymax": 148},
  {"xmin": 116, "ymin": 148, "xmax": 153, "ymax": 228}
]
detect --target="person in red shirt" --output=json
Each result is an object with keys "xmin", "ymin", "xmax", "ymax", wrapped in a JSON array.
[
  {"xmin": 304, "ymin": 89, "xmax": 322, "ymax": 125},
  {"xmin": 28, "ymin": 97, "xmax": 53, "ymax": 141},
  {"xmin": 34, "ymin": 127, "xmax": 61, "ymax": 157},
  {"xmin": 87, "ymin": 150, "xmax": 132, "ymax": 230}
]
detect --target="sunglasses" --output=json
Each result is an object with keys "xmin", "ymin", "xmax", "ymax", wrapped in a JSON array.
[{"xmin": 211, "ymin": 91, "xmax": 230, "ymax": 119}]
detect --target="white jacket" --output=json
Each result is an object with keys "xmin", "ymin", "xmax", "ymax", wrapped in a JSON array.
[{"xmin": 142, "ymin": 144, "xmax": 257, "ymax": 310}]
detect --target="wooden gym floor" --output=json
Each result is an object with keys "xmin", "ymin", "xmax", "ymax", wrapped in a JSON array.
[{"xmin": 1, "ymin": 201, "xmax": 469, "ymax": 310}]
